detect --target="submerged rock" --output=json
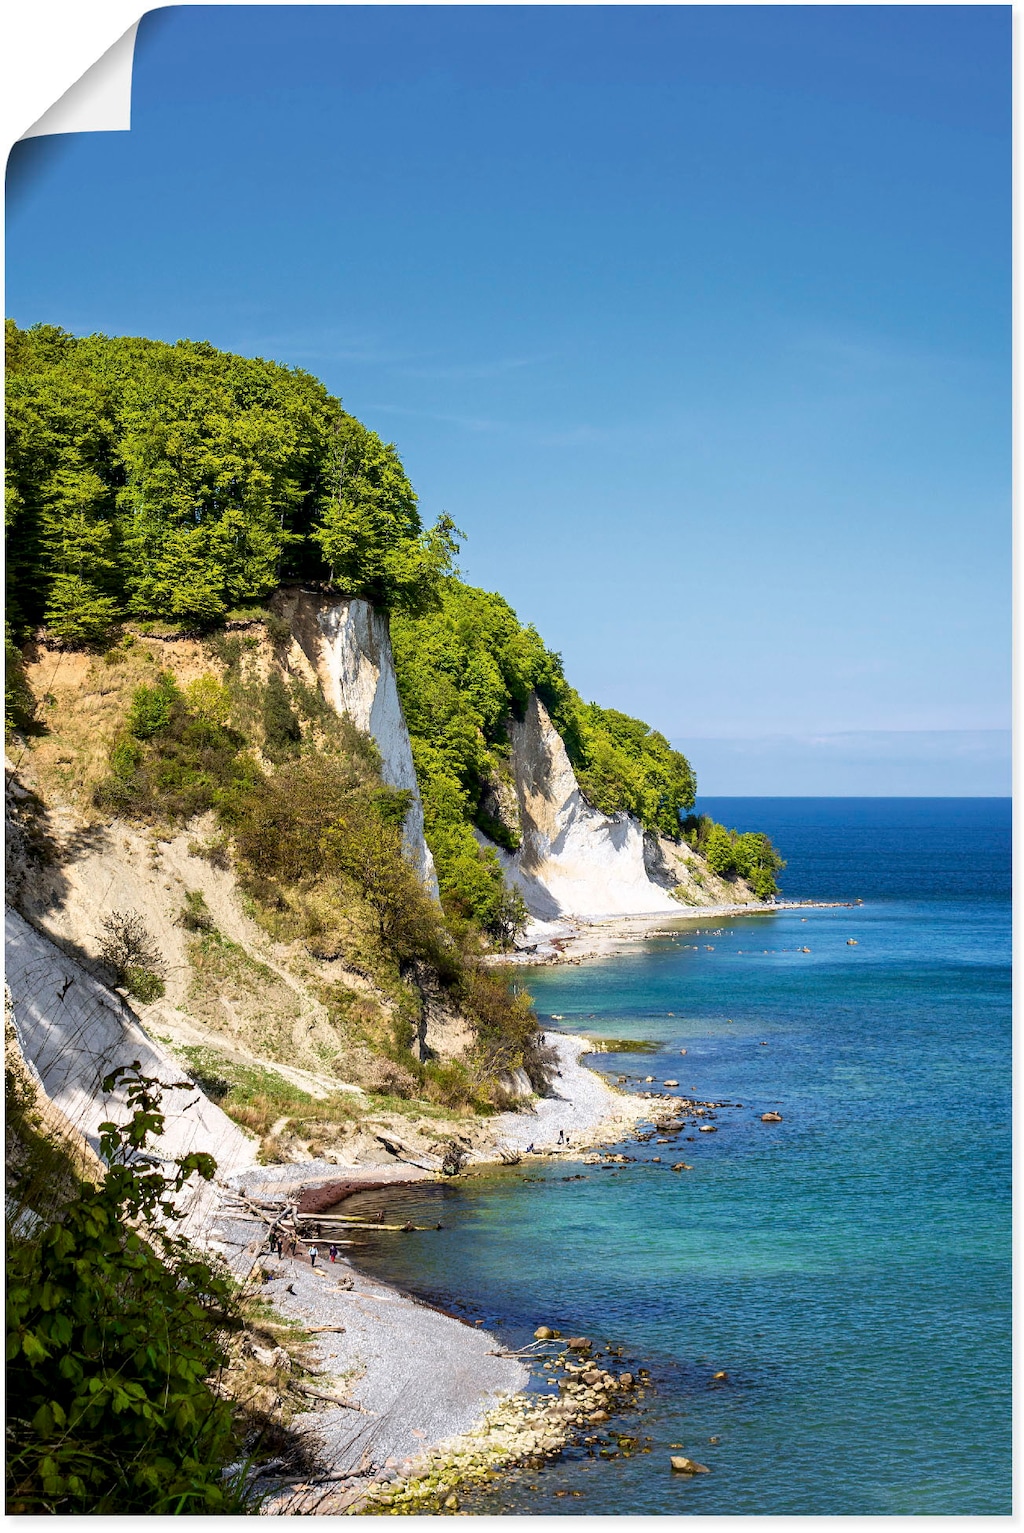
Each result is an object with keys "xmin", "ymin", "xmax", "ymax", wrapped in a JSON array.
[{"xmin": 671, "ymin": 1456, "xmax": 710, "ymax": 1474}]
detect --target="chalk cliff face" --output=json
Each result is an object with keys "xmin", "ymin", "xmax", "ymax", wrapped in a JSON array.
[
  {"xmin": 6, "ymin": 909, "xmax": 255, "ymax": 1232},
  {"xmin": 484, "ymin": 694, "xmax": 681, "ymax": 920},
  {"xmin": 275, "ymin": 589, "xmax": 439, "ymax": 898}
]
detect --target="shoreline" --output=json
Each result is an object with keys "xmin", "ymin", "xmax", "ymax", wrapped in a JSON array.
[
  {"xmin": 214, "ymin": 1033, "xmax": 673, "ymax": 1511},
  {"xmin": 502, "ymin": 898, "xmax": 857, "ymax": 966}
]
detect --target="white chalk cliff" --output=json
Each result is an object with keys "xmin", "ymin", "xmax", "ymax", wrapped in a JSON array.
[
  {"xmin": 482, "ymin": 694, "xmax": 681, "ymax": 920},
  {"xmin": 6, "ymin": 908, "xmax": 256, "ymax": 1233},
  {"xmin": 275, "ymin": 589, "xmax": 439, "ymax": 898}
]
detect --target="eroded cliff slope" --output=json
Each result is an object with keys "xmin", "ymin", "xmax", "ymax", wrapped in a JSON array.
[{"xmin": 478, "ymin": 693, "xmax": 762, "ymax": 920}]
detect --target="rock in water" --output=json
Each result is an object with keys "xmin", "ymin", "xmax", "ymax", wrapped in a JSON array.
[
  {"xmin": 761, "ymin": 1111, "xmax": 783, "ymax": 1122},
  {"xmin": 663, "ymin": 1079, "xmax": 679, "ymax": 1087},
  {"xmin": 671, "ymin": 1456, "xmax": 710, "ymax": 1474},
  {"xmin": 567, "ymin": 1336, "xmax": 592, "ymax": 1351},
  {"xmin": 534, "ymin": 1326, "xmax": 554, "ymax": 1339}
]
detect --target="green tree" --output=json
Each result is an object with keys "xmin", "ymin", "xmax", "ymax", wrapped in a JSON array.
[
  {"xmin": 313, "ymin": 416, "xmax": 461, "ymax": 614},
  {"xmin": 704, "ymin": 823, "xmax": 738, "ymax": 877}
]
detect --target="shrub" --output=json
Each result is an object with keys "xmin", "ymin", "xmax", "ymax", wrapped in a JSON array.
[
  {"xmin": 6, "ymin": 1064, "xmax": 248, "ymax": 1514},
  {"xmin": 363, "ymin": 1058, "xmax": 419, "ymax": 1098},
  {"xmin": 97, "ymin": 673, "xmax": 255, "ymax": 824},
  {"xmin": 97, "ymin": 910, "xmax": 166, "ymax": 1000},
  {"xmin": 177, "ymin": 888, "xmax": 216, "ymax": 933},
  {"xmin": 5, "ymin": 625, "xmax": 36, "ymax": 740},
  {"xmin": 183, "ymin": 674, "xmax": 232, "ymax": 727},
  {"xmin": 128, "ymin": 673, "xmax": 180, "ymax": 739},
  {"xmin": 261, "ymin": 672, "xmax": 302, "ymax": 760}
]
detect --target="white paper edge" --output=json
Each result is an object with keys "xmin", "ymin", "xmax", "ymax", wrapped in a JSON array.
[{"xmin": 20, "ymin": 18, "xmax": 140, "ymax": 140}]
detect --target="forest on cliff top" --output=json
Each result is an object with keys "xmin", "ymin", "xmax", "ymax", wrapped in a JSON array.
[{"xmin": 5, "ymin": 322, "xmax": 780, "ymax": 905}]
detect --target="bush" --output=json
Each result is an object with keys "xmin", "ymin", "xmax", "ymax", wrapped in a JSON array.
[
  {"xmin": 97, "ymin": 910, "xmax": 166, "ymax": 999},
  {"xmin": 5, "ymin": 626, "xmax": 36, "ymax": 740},
  {"xmin": 261, "ymin": 672, "xmax": 302, "ymax": 760},
  {"xmin": 177, "ymin": 888, "xmax": 216, "ymax": 933},
  {"xmin": 6, "ymin": 1065, "xmax": 248, "ymax": 1514},
  {"xmin": 363, "ymin": 1058, "xmax": 419, "ymax": 1098},
  {"xmin": 96, "ymin": 672, "xmax": 255, "ymax": 823},
  {"xmin": 128, "ymin": 673, "xmax": 180, "ymax": 739}
]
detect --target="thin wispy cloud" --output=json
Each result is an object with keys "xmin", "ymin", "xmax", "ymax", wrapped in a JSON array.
[{"xmin": 394, "ymin": 353, "xmax": 555, "ymax": 382}]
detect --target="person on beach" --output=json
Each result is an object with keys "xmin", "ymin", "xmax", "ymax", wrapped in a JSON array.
[
  {"xmin": 309, "ymin": 1244, "xmax": 319, "ymax": 1269},
  {"xmin": 557, "ymin": 1128, "xmax": 564, "ymax": 1144},
  {"xmin": 527, "ymin": 1142, "xmax": 535, "ymax": 1154},
  {"xmin": 329, "ymin": 1243, "xmax": 338, "ymax": 1263}
]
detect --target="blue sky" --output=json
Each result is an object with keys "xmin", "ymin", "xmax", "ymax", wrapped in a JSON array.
[{"xmin": 6, "ymin": 5, "xmax": 1010, "ymax": 791}]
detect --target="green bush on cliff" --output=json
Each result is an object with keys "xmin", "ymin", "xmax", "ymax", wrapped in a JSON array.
[
  {"xmin": 6, "ymin": 1066, "xmax": 248, "ymax": 1515},
  {"xmin": 5, "ymin": 321, "xmax": 456, "ymax": 642}
]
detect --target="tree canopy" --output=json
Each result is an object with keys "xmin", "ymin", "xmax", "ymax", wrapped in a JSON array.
[{"xmin": 5, "ymin": 322, "xmax": 456, "ymax": 641}]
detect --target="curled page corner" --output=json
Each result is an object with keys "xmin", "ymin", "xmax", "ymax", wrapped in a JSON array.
[{"xmin": 20, "ymin": 19, "xmax": 140, "ymax": 140}]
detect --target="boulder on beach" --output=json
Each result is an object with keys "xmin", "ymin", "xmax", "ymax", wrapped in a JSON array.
[{"xmin": 671, "ymin": 1456, "xmax": 710, "ymax": 1474}]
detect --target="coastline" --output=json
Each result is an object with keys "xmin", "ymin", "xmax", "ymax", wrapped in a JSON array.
[
  {"xmin": 502, "ymin": 898, "xmax": 857, "ymax": 966},
  {"xmin": 213, "ymin": 1032, "xmax": 670, "ymax": 1511}
]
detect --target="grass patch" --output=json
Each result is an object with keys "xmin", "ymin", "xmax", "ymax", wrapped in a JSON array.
[{"xmin": 185, "ymin": 929, "xmax": 303, "ymax": 1055}]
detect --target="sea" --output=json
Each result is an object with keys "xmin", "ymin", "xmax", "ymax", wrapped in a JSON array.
[{"xmin": 341, "ymin": 799, "xmax": 1011, "ymax": 1515}]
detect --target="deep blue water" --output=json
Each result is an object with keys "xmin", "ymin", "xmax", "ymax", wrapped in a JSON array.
[{"xmin": 345, "ymin": 799, "xmax": 1011, "ymax": 1514}]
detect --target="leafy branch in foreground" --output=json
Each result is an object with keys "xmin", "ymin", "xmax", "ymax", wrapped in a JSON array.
[{"xmin": 6, "ymin": 1063, "xmax": 250, "ymax": 1515}]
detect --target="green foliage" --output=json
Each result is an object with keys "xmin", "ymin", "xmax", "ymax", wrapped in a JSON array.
[
  {"xmin": 572, "ymin": 702, "xmax": 696, "ymax": 839},
  {"xmin": 97, "ymin": 909, "xmax": 167, "ymax": 1001},
  {"xmin": 391, "ymin": 579, "xmax": 697, "ymax": 926},
  {"xmin": 127, "ymin": 672, "xmax": 180, "ymax": 739},
  {"xmin": 314, "ymin": 416, "xmax": 461, "ymax": 615},
  {"xmin": 6, "ymin": 1065, "xmax": 248, "ymax": 1514},
  {"xmin": 178, "ymin": 888, "xmax": 216, "ymax": 933},
  {"xmin": 682, "ymin": 814, "xmax": 786, "ymax": 899},
  {"xmin": 261, "ymin": 671, "xmax": 302, "ymax": 760},
  {"xmin": 5, "ymin": 623, "xmax": 36, "ymax": 740},
  {"xmin": 391, "ymin": 581, "xmax": 573, "ymax": 931},
  {"xmin": 97, "ymin": 670, "xmax": 256, "ymax": 822},
  {"xmin": 5, "ymin": 321, "xmax": 456, "ymax": 642}
]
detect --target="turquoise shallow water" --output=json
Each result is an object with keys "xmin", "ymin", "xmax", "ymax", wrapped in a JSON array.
[{"xmin": 344, "ymin": 799, "xmax": 1011, "ymax": 1514}]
